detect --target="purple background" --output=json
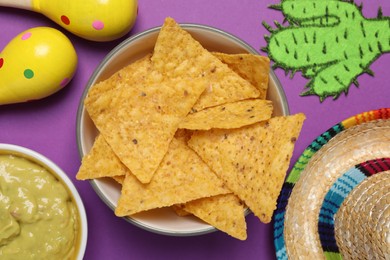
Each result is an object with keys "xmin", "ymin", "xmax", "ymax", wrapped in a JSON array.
[{"xmin": 0, "ymin": 1, "xmax": 389, "ymax": 259}]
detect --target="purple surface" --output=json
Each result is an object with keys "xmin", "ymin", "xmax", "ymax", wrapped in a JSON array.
[{"xmin": 0, "ymin": 1, "xmax": 389, "ymax": 259}]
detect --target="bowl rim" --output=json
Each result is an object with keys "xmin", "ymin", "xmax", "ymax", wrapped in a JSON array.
[
  {"xmin": 0, "ymin": 143, "xmax": 88, "ymax": 260},
  {"xmin": 76, "ymin": 22, "xmax": 289, "ymax": 236}
]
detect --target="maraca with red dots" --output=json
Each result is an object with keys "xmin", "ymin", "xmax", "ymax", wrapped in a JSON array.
[
  {"xmin": 0, "ymin": 27, "xmax": 77, "ymax": 105},
  {"xmin": 0, "ymin": 0, "xmax": 138, "ymax": 41}
]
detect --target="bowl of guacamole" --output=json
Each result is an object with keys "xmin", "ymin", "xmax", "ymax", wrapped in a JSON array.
[{"xmin": 0, "ymin": 144, "xmax": 87, "ymax": 259}]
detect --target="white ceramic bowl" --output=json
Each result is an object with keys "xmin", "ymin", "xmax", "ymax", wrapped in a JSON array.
[
  {"xmin": 0, "ymin": 144, "xmax": 87, "ymax": 259},
  {"xmin": 76, "ymin": 23, "xmax": 289, "ymax": 236}
]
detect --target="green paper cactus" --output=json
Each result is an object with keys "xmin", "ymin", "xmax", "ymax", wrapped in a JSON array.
[{"xmin": 262, "ymin": 0, "xmax": 390, "ymax": 101}]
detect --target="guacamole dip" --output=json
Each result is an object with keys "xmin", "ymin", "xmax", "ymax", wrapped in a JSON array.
[{"xmin": 0, "ymin": 154, "xmax": 79, "ymax": 259}]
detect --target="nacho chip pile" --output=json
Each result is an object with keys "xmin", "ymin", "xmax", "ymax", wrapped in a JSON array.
[{"xmin": 76, "ymin": 17, "xmax": 305, "ymax": 240}]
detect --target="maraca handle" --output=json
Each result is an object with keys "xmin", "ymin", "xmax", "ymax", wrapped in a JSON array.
[{"xmin": 0, "ymin": 0, "xmax": 32, "ymax": 10}]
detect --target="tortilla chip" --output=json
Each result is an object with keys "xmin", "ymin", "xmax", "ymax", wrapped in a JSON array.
[
  {"xmin": 213, "ymin": 52, "xmax": 270, "ymax": 99},
  {"xmin": 179, "ymin": 99, "xmax": 273, "ymax": 130},
  {"xmin": 171, "ymin": 205, "xmax": 191, "ymax": 217},
  {"xmin": 85, "ymin": 70, "xmax": 208, "ymax": 183},
  {"xmin": 188, "ymin": 113, "xmax": 305, "ymax": 223},
  {"xmin": 76, "ymin": 135, "xmax": 129, "ymax": 180},
  {"xmin": 112, "ymin": 175, "xmax": 125, "ymax": 185},
  {"xmin": 151, "ymin": 17, "xmax": 260, "ymax": 111},
  {"xmin": 115, "ymin": 138, "xmax": 231, "ymax": 216},
  {"xmin": 184, "ymin": 194, "xmax": 247, "ymax": 240}
]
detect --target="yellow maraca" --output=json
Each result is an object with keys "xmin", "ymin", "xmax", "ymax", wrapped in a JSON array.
[
  {"xmin": 0, "ymin": 27, "xmax": 77, "ymax": 105},
  {"xmin": 0, "ymin": 0, "xmax": 138, "ymax": 41}
]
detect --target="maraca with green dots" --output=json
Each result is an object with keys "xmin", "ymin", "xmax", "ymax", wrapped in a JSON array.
[{"xmin": 0, "ymin": 27, "xmax": 77, "ymax": 105}]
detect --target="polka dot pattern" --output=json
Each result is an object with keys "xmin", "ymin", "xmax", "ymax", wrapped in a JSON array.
[
  {"xmin": 60, "ymin": 14, "xmax": 105, "ymax": 31},
  {"xmin": 61, "ymin": 15, "xmax": 70, "ymax": 25},
  {"xmin": 92, "ymin": 20, "xmax": 104, "ymax": 30},
  {"xmin": 60, "ymin": 78, "xmax": 70, "ymax": 87},
  {"xmin": 24, "ymin": 69, "xmax": 34, "ymax": 79},
  {"xmin": 21, "ymin": 32, "xmax": 32, "ymax": 40}
]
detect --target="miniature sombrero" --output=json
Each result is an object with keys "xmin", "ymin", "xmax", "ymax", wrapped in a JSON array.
[{"xmin": 274, "ymin": 108, "xmax": 390, "ymax": 259}]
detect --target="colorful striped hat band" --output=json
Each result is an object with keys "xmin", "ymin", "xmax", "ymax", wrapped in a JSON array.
[{"xmin": 274, "ymin": 108, "xmax": 390, "ymax": 259}]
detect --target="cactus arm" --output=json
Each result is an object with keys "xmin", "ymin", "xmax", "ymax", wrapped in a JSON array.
[
  {"xmin": 301, "ymin": 59, "xmax": 365, "ymax": 100},
  {"xmin": 366, "ymin": 19, "xmax": 390, "ymax": 53},
  {"xmin": 298, "ymin": 16, "xmax": 340, "ymax": 27},
  {"xmin": 267, "ymin": 26, "xmax": 344, "ymax": 70},
  {"xmin": 300, "ymin": 21, "xmax": 386, "ymax": 101},
  {"xmin": 281, "ymin": 0, "xmax": 364, "ymax": 26}
]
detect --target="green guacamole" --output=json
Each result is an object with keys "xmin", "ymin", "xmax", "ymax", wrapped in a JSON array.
[{"xmin": 0, "ymin": 154, "xmax": 79, "ymax": 259}]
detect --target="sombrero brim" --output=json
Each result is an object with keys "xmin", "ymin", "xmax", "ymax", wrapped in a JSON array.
[{"xmin": 274, "ymin": 108, "xmax": 390, "ymax": 260}]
